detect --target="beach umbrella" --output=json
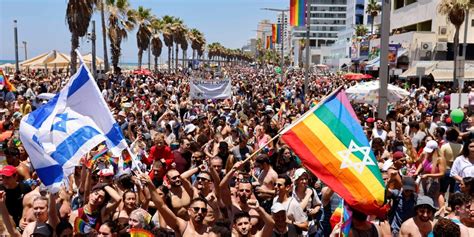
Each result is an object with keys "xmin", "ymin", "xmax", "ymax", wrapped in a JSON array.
[
  {"xmin": 346, "ymin": 80, "xmax": 409, "ymax": 105},
  {"xmin": 343, "ymin": 73, "xmax": 373, "ymax": 81},
  {"xmin": 132, "ymin": 68, "xmax": 152, "ymax": 76}
]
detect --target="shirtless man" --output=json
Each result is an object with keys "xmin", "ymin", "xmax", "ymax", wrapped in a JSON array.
[
  {"xmin": 253, "ymin": 154, "xmax": 277, "ymax": 200},
  {"xmin": 0, "ymin": 192, "xmax": 59, "ymax": 237},
  {"xmin": 400, "ymin": 195, "xmax": 436, "ymax": 237},
  {"xmin": 141, "ymin": 174, "xmax": 212, "ymax": 236},
  {"xmin": 232, "ymin": 199, "xmax": 274, "ymax": 237},
  {"xmin": 220, "ymin": 161, "xmax": 261, "ymax": 233},
  {"xmin": 19, "ymin": 186, "xmax": 41, "ymax": 230},
  {"xmin": 166, "ymin": 168, "xmax": 192, "ymax": 220}
]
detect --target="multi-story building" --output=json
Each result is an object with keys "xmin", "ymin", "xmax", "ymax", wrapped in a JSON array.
[
  {"xmin": 291, "ymin": 0, "xmax": 349, "ymax": 65},
  {"xmin": 257, "ymin": 20, "xmax": 273, "ymax": 42},
  {"xmin": 366, "ymin": 0, "xmax": 474, "ymax": 70},
  {"xmin": 277, "ymin": 12, "xmax": 291, "ymax": 57},
  {"xmin": 323, "ymin": 0, "xmax": 369, "ymax": 70},
  {"xmin": 242, "ymin": 38, "xmax": 257, "ymax": 56}
]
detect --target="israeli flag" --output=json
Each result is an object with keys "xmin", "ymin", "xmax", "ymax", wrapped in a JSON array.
[{"xmin": 20, "ymin": 62, "xmax": 127, "ymax": 192}]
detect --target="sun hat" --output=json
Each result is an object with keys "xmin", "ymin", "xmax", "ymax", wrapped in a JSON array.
[
  {"xmin": 402, "ymin": 177, "xmax": 416, "ymax": 191},
  {"xmin": 423, "ymin": 140, "xmax": 438, "ymax": 153},
  {"xmin": 184, "ymin": 124, "xmax": 197, "ymax": 134},
  {"xmin": 415, "ymin": 195, "xmax": 436, "ymax": 210}
]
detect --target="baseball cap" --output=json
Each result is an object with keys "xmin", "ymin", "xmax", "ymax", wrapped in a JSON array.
[
  {"xmin": 415, "ymin": 195, "xmax": 436, "ymax": 210},
  {"xmin": 402, "ymin": 177, "xmax": 416, "ymax": 191},
  {"xmin": 293, "ymin": 168, "xmax": 308, "ymax": 181},
  {"xmin": 99, "ymin": 167, "xmax": 114, "ymax": 177},
  {"xmin": 118, "ymin": 111, "xmax": 127, "ymax": 117},
  {"xmin": 423, "ymin": 140, "xmax": 438, "ymax": 153},
  {"xmin": 32, "ymin": 222, "xmax": 53, "ymax": 237},
  {"xmin": 0, "ymin": 165, "xmax": 17, "ymax": 177},
  {"xmin": 392, "ymin": 151, "xmax": 405, "ymax": 160},
  {"xmin": 271, "ymin": 202, "xmax": 286, "ymax": 214}
]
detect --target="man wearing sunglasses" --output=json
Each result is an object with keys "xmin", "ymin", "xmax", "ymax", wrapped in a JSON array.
[
  {"xmin": 165, "ymin": 169, "xmax": 192, "ymax": 220},
  {"xmin": 142, "ymin": 174, "xmax": 212, "ymax": 236}
]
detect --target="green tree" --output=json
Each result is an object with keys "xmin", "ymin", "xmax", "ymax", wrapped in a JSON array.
[
  {"xmin": 134, "ymin": 6, "xmax": 153, "ymax": 69},
  {"xmin": 66, "ymin": 0, "xmax": 96, "ymax": 74},
  {"xmin": 106, "ymin": 0, "xmax": 136, "ymax": 72}
]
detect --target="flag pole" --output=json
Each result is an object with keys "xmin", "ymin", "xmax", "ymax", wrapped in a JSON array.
[
  {"xmin": 339, "ymin": 199, "xmax": 344, "ymax": 237},
  {"xmin": 76, "ymin": 49, "xmax": 142, "ymax": 174},
  {"xmin": 242, "ymin": 86, "xmax": 344, "ymax": 164}
]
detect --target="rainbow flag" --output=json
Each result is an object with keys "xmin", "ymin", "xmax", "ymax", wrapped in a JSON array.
[
  {"xmin": 272, "ymin": 24, "xmax": 281, "ymax": 44},
  {"xmin": 280, "ymin": 88, "xmax": 385, "ymax": 215},
  {"xmin": 330, "ymin": 200, "xmax": 352, "ymax": 236},
  {"xmin": 129, "ymin": 228, "xmax": 153, "ymax": 237},
  {"xmin": 0, "ymin": 69, "xmax": 16, "ymax": 92},
  {"xmin": 266, "ymin": 36, "xmax": 271, "ymax": 49},
  {"xmin": 290, "ymin": 0, "xmax": 306, "ymax": 26},
  {"xmin": 74, "ymin": 218, "xmax": 92, "ymax": 234}
]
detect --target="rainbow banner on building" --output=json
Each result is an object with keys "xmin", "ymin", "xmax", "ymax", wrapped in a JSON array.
[
  {"xmin": 280, "ymin": 88, "xmax": 386, "ymax": 215},
  {"xmin": 290, "ymin": 0, "xmax": 306, "ymax": 26},
  {"xmin": 266, "ymin": 36, "xmax": 271, "ymax": 49},
  {"xmin": 271, "ymin": 24, "xmax": 281, "ymax": 44}
]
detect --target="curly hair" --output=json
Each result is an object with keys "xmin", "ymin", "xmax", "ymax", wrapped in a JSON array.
[{"xmin": 433, "ymin": 218, "xmax": 460, "ymax": 237}]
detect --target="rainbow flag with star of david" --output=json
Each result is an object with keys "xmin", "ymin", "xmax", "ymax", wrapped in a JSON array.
[{"xmin": 280, "ymin": 88, "xmax": 385, "ymax": 215}]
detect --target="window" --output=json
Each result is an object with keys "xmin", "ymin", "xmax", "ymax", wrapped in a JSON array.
[{"xmin": 472, "ymin": 19, "xmax": 474, "ymax": 27}]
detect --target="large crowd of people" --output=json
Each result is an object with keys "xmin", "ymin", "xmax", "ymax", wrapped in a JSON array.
[{"xmin": 0, "ymin": 64, "xmax": 474, "ymax": 237}]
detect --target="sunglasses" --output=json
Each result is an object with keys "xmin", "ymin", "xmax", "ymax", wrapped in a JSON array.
[
  {"xmin": 197, "ymin": 177, "xmax": 210, "ymax": 182},
  {"xmin": 169, "ymin": 175, "xmax": 180, "ymax": 181},
  {"xmin": 191, "ymin": 207, "xmax": 208, "ymax": 213}
]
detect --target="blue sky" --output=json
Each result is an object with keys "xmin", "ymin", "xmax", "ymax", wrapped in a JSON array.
[{"xmin": 0, "ymin": 0, "xmax": 288, "ymax": 63}]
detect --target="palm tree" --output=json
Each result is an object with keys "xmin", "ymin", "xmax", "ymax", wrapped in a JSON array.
[
  {"xmin": 150, "ymin": 18, "xmax": 163, "ymax": 72},
  {"xmin": 106, "ymin": 0, "xmax": 136, "ymax": 72},
  {"xmin": 188, "ymin": 28, "xmax": 205, "ymax": 62},
  {"xmin": 438, "ymin": 0, "xmax": 471, "ymax": 88},
  {"xmin": 172, "ymin": 19, "xmax": 185, "ymax": 70},
  {"xmin": 134, "ymin": 6, "xmax": 153, "ymax": 69},
  {"xmin": 366, "ymin": 0, "xmax": 381, "ymax": 35},
  {"xmin": 355, "ymin": 24, "xmax": 368, "ymax": 37},
  {"xmin": 161, "ymin": 15, "xmax": 176, "ymax": 73},
  {"xmin": 66, "ymin": 0, "xmax": 96, "ymax": 74}
]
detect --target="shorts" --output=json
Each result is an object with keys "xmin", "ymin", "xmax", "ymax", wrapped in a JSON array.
[{"xmin": 440, "ymin": 169, "xmax": 455, "ymax": 193}]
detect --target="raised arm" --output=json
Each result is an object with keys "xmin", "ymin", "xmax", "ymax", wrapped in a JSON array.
[
  {"xmin": 139, "ymin": 174, "xmax": 186, "ymax": 233},
  {"xmin": 48, "ymin": 192, "xmax": 60, "ymax": 230},
  {"xmin": 248, "ymin": 199, "xmax": 274, "ymax": 237},
  {"xmin": 103, "ymin": 185, "xmax": 123, "ymax": 216},
  {"xmin": 219, "ymin": 161, "xmax": 243, "ymax": 206},
  {"xmin": 0, "ymin": 191, "xmax": 21, "ymax": 237}
]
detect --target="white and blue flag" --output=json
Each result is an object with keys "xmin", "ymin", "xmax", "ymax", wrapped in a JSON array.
[{"xmin": 20, "ymin": 62, "xmax": 127, "ymax": 191}]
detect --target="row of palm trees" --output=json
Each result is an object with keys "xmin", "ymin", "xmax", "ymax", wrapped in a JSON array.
[{"xmin": 66, "ymin": 0, "xmax": 207, "ymax": 74}]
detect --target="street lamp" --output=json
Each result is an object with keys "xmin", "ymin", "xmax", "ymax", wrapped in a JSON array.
[
  {"xmin": 13, "ymin": 20, "xmax": 20, "ymax": 73},
  {"xmin": 261, "ymin": 8, "xmax": 289, "ymax": 82},
  {"xmin": 22, "ymin": 41, "xmax": 27, "ymax": 60},
  {"xmin": 86, "ymin": 20, "xmax": 97, "ymax": 79}
]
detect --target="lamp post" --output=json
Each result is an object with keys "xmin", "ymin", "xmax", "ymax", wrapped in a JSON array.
[
  {"xmin": 87, "ymin": 21, "xmax": 97, "ymax": 79},
  {"xmin": 261, "ymin": 8, "xmax": 289, "ymax": 82},
  {"xmin": 377, "ymin": 0, "xmax": 391, "ymax": 120},
  {"xmin": 22, "ymin": 41, "xmax": 27, "ymax": 60},
  {"xmin": 304, "ymin": 0, "xmax": 311, "ymax": 101},
  {"xmin": 14, "ymin": 20, "xmax": 20, "ymax": 73}
]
